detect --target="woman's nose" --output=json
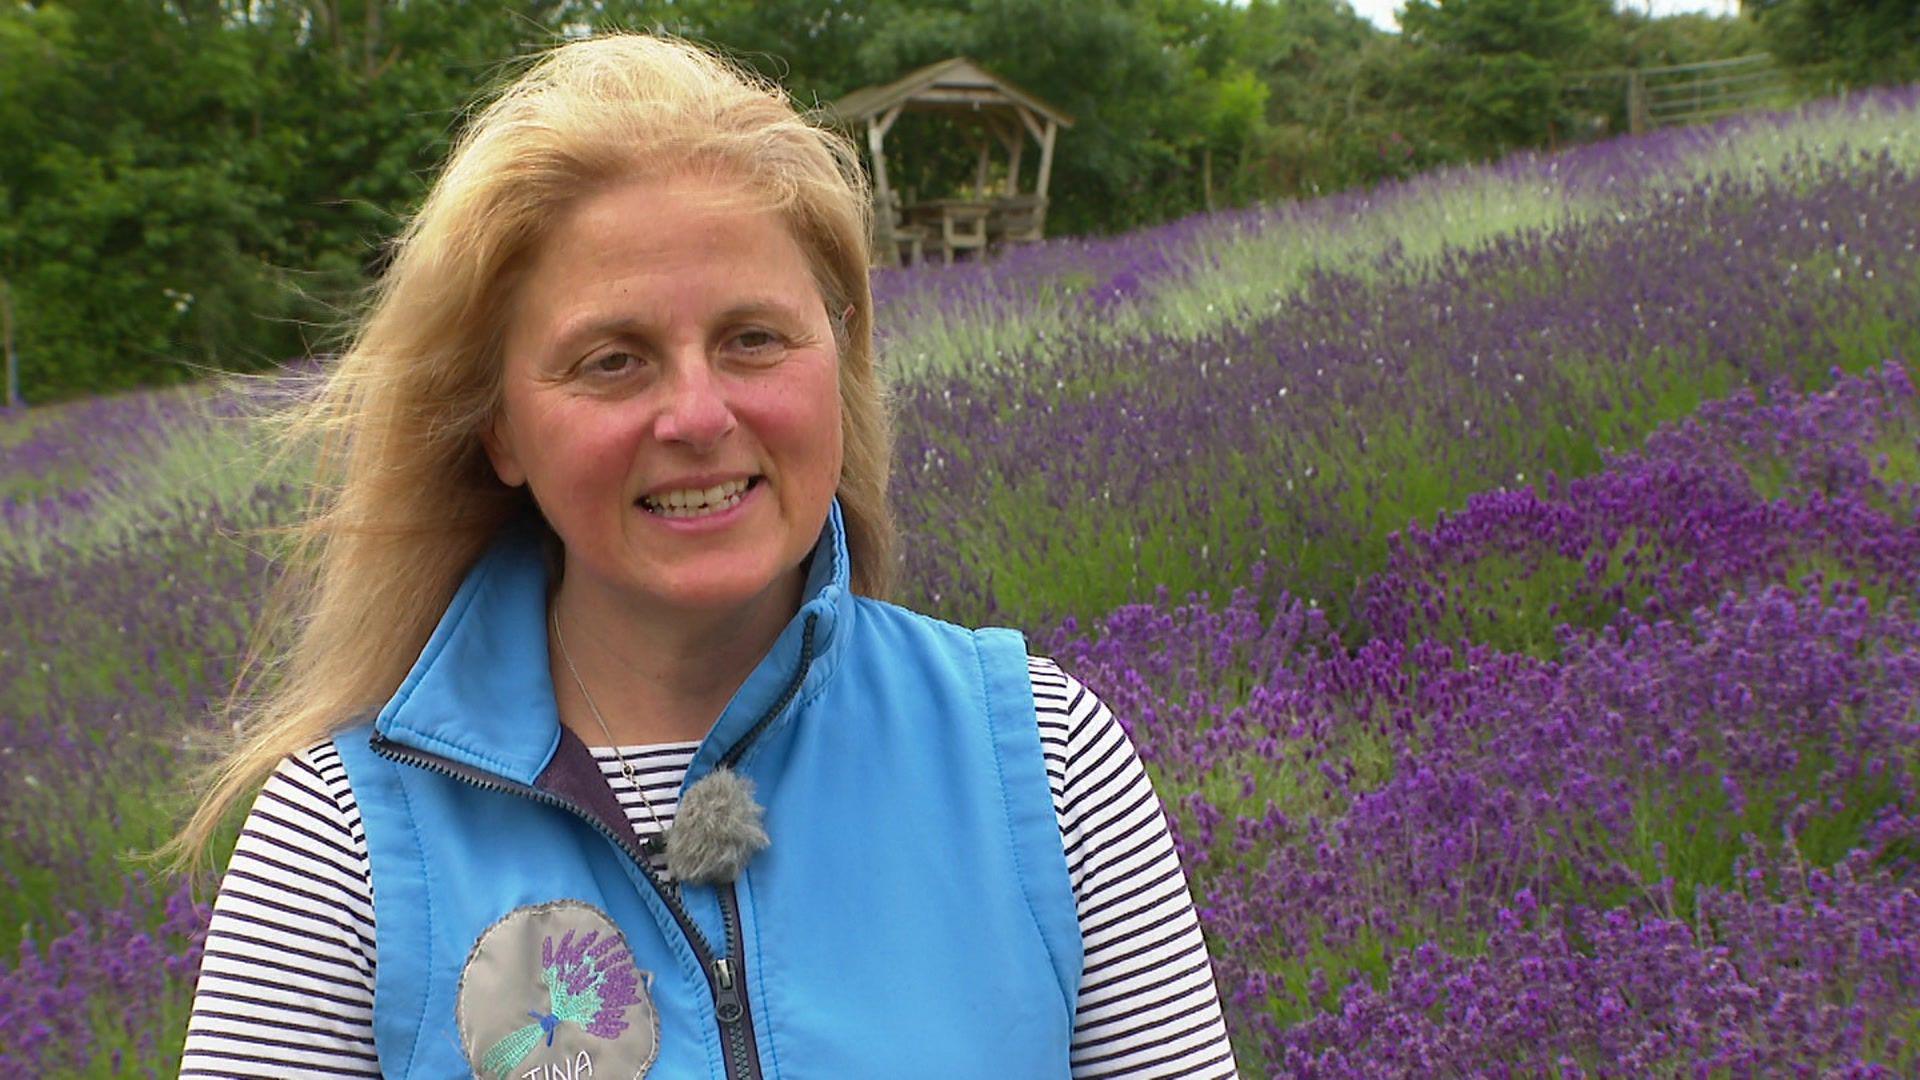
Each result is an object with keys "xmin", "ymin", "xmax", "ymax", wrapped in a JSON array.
[{"xmin": 652, "ymin": 360, "xmax": 737, "ymax": 448}]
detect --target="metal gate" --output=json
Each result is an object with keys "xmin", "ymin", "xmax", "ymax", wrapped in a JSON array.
[{"xmin": 1625, "ymin": 53, "xmax": 1789, "ymax": 135}]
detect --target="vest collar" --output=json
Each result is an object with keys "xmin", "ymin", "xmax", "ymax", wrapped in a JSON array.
[{"xmin": 373, "ymin": 500, "xmax": 856, "ymax": 785}]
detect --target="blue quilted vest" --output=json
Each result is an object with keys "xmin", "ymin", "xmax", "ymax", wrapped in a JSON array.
[{"xmin": 333, "ymin": 503, "xmax": 1082, "ymax": 1079}]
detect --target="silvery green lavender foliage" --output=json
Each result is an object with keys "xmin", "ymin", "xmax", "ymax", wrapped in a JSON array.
[
  {"xmin": 5, "ymin": 91, "xmax": 1920, "ymax": 1074},
  {"xmin": 0, "ymin": 390, "xmax": 203, "ymax": 540},
  {"xmin": 0, "ymin": 379, "xmax": 295, "ymax": 567},
  {"xmin": 892, "ymin": 154, "xmax": 1920, "ymax": 631},
  {"xmin": 872, "ymin": 86, "xmax": 1920, "ymax": 387}
]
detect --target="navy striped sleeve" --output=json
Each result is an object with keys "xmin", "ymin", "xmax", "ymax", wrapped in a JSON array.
[
  {"xmin": 178, "ymin": 744, "xmax": 381, "ymax": 1077},
  {"xmin": 1031, "ymin": 656, "xmax": 1239, "ymax": 1078}
]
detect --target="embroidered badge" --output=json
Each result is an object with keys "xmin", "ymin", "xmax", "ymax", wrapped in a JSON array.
[{"xmin": 457, "ymin": 900, "xmax": 660, "ymax": 1080}]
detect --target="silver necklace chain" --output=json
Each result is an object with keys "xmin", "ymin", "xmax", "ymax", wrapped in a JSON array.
[{"xmin": 550, "ymin": 607, "xmax": 671, "ymax": 845}]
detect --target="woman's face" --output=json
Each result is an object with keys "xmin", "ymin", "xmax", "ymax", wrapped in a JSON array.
[{"xmin": 484, "ymin": 173, "xmax": 843, "ymax": 625}]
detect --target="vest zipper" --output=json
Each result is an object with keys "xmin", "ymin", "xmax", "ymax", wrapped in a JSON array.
[
  {"xmin": 699, "ymin": 610, "xmax": 814, "ymax": 1080},
  {"xmin": 716, "ymin": 885, "xmax": 761, "ymax": 1076},
  {"xmin": 368, "ymin": 611, "xmax": 818, "ymax": 1080}
]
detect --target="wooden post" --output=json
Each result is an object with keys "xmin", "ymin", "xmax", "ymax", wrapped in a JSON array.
[
  {"xmin": 973, "ymin": 131, "xmax": 992, "ymax": 197},
  {"xmin": 867, "ymin": 104, "xmax": 903, "ymax": 202},
  {"xmin": 1202, "ymin": 146, "xmax": 1215, "ymax": 212},
  {"xmin": 866, "ymin": 121, "xmax": 892, "ymax": 205},
  {"xmin": 866, "ymin": 120, "xmax": 892, "ymax": 266},
  {"xmin": 983, "ymin": 111, "xmax": 1025, "ymax": 195},
  {"xmin": 1626, "ymin": 69, "xmax": 1649, "ymax": 136},
  {"xmin": 867, "ymin": 106, "xmax": 904, "ymax": 266},
  {"xmin": 1035, "ymin": 118, "xmax": 1058, "ymax": 205},
  {"xmin": 2, "ymin": 276, "xmax": 18, "ymax": 409}
]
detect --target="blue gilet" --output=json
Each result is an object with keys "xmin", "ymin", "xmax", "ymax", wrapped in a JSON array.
[{"xmin": 332, "ymin": 502, "xmax": 1083, "ymax": 1079}]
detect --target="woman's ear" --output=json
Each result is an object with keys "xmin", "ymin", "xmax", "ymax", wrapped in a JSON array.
[{"xmin": 479, "ymin": 413, "xmax": 527, "ymax": 488}]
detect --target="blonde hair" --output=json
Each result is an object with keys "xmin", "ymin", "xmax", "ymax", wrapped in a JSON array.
[{"xmin": 167, "ymin": 33, "xmax": 890, "ymax": 868}]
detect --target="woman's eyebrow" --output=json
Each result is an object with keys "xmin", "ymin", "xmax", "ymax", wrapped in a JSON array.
[
  {"xmin": 540, "ymin": 313, "xmax": 657, "ymax": 367},
  {"xmin": 551, "ymin": 299, "xmax": 809, "ymax": 352},
  {"xmin": 712, "ymin": 298, "xmax": 812, "ymax": 325},
  {"xmin": 549, "ymin": 311, "xmax": 666, "ymax": 353}
]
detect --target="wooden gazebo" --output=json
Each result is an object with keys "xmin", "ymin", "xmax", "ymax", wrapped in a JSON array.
[{"xmin": 829, "ymin": 57, "xmax": 1073, "ymax": 266}]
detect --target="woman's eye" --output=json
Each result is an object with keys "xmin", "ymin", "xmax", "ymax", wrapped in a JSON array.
[
  {"xmin": 584, "ymin": 351, "xmax": 639, "ymax": 377},
  {"xmin": 733, "ymin": 329, "xmax": 782, "ymax": 354}
]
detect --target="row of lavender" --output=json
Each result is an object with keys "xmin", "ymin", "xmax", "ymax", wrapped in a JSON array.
[
  {"xmin": 890, "ymin": 152, "xmax": 1920, "ymax": 635},
  {"xmin": 1, "ymin": 492, "xmax": 282, "ymax": 1068},
  {"xmin": 1048, "ymin": 365, "xmax": 1920, "ymax": 1073},
  {"xmin": 6, "ymin": 104, "xmax": 1920, "ymax": 1072},
  {"xmin": 870, "ymin": 87, "xmax": 1920, "ymax": 384}
]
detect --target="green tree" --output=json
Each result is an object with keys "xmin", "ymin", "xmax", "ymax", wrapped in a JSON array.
[
  {"xmin": 1607, "ymin": 8, "xmax": 1765, "ymax": 69},
  {"xmin": 0, "ymin": 0, "xmax": 284, "ymax": 396},
  {"xmin": 1397, "ymin": 0, "xmax": 1614, "ymax": 156},
  {"xmin": 0, "ymin": 0, "xmax": 591, "ymax": 400},
  {"xmin": 961, "ymin": 0, "xmax": 1217, "ymax": 231},
  {"xmin": 1746, "ymin": 0, "xmax": 1920, "ymax": 89}
]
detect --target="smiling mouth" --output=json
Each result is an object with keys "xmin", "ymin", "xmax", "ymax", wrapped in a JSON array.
[{"xmin": 639, "ymin": 476, "xmax": 759, "ymax": 519}]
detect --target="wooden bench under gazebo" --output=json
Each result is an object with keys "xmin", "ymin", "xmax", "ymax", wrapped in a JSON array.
[{"xmin": 828, "ymin": 57, "xmax": 1073, "ymax": 267}]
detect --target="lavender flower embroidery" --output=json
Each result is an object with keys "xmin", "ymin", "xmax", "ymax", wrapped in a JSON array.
[{"xmin": 478, "ymin": 927, "xmax": 644, "ymax": 1078}]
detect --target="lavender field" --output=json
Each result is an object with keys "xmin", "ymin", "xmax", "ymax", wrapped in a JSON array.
[{"xmin": 6, "ymin": 90, "xmax": 1920, "ymax": 1075}]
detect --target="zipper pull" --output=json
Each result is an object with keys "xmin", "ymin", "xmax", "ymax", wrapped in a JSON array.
[{"xmin": 712, "ymin": 957, "xmax": 745, "ymax": 1022}]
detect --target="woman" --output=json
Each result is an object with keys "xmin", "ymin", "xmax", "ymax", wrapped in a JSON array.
[{"xmin": 176, "ymin": 33, "xmax": 1235, "ymax": 1079}]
